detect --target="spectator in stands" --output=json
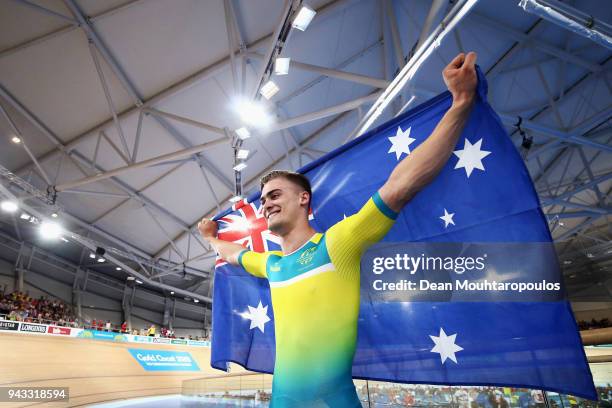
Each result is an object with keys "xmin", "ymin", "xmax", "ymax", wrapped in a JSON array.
[
  {"xmin": 578, "ymin": 318, "xmax": 612, "ymax": 330},
  {"xmin": 147, "ymin": 324, "xmax": 156, "ymax": 337},
  {"xmin": 97, "ymin": 320, "xmax": 104, "ymax": 331},
  {"xmin": 0, "ymin": 291, "xmax": 74, "ymax": 327},
  {"xmin": 121, "ymin": 321, "xmax": 128, "ymax": 333},
  {"xmin": 105, "ymin": 320, "xmax": 111, "ymax": 332}
]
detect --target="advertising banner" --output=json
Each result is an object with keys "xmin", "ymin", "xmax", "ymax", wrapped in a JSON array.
[
  {"xmin": 128, "ymin": 335, "xmax": 152, "ymax": 344},
  {"xmin": 128, "ymin": 349, "xmax": 200, "ymax": 371},
  {"xmin": 47, "ymin": 326, "xmax": 71, "ymax": 336},
  {"xmin": 18, "ymin": 323, "xmax": 46, "ymax": 334},
  {"xmin": 0, "ymin": 321, "xmax": 19, "ymax": 331},
  {"xmin": 77, "ymin": 329, "xmax": 128, "ymax": 342},
  {"xmin": 187, "ymin": 340, "xmax": 211, "ymax": 347}
]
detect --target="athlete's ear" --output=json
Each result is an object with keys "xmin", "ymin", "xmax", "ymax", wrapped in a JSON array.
[{"xmin": 299, "ymin": 190, "xmax": 310, "ymax": 207}]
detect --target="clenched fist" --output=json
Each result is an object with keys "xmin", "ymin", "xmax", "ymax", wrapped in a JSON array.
[
  {"xmin": 443, "ymin": 52, "xmax": 477, "ymax": 106},
  {"xmin": 197, "ymin": 218, "xmax": 218, "ymax": 239}
]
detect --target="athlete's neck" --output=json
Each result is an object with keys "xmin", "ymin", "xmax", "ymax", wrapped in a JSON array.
[{"xmin": 279, "ymin": 223, "xmax": 317, "ymax": 255}]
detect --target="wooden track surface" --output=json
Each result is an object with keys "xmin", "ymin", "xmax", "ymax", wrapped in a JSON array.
[{"xmin": 0, "ymin": 333, "xmax": 230, "ymax": 407}]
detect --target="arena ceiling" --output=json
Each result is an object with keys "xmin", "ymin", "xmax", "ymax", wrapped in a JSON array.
[{"xmin": 0, "ymin": 0, "xmax": 610, "ymax": 307}]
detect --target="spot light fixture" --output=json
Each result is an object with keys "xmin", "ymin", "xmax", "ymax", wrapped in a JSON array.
[
  {"xmin": 1, "ymin": 200, "xmax": 18, "ymax": 213},
  {"xmin": 292, "ymin": 4, "xmax": 316, "ymax": 31},
  {"xmin": 274, "ymin": 57, "xmax": 290, "ymax": 75}
]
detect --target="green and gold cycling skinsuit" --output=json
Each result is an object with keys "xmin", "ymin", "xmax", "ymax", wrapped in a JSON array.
[{"xmin": 238, "ymin": 192, "xmax": 398, "ymax": 407}]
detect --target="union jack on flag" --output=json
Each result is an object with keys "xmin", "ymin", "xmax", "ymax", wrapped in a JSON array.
[{"xmin": 215, "ymin": 198, "xmax": 281, "ymax": 266}]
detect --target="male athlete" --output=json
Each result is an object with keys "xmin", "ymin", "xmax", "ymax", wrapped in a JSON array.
[{"xmin": 198, "ymin": 52, "xmax": 478, "ymax": 407}]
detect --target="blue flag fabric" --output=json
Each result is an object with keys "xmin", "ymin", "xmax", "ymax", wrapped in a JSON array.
[{"xmin": 210, "ymin": 67, "xmax": 596, "ymax": 399}]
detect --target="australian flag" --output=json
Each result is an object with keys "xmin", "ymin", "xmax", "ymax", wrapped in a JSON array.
[{"xmin": 210, "ymin": 67, "xmax": 596, "ymax": 399}]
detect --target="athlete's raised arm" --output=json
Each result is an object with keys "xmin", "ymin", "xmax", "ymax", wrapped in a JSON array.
[
  {"xmin": 379, "ymin": 52, "xmax": 478, "ymax": 213},
  {"xmin": 197, "ymin": 218, "xmax": 244, "ymax": 265}
]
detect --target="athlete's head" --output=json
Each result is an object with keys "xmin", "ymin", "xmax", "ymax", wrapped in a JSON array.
[{"xmin": 260, "ymin": 170, "xmax": 311, "ymax": 235}]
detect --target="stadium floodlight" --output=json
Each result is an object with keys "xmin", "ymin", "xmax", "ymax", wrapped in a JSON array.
[
  {"xmin": 97, "ymin": 257, "xmax": 105, "ymax": 263},
  {"xmin": 233, "ymin": 162, "xmax": 247, "ymax": 172},
  {"xmin": 274, "ymin": 57, "xmax": 291, "ymax": 75},
  {"xmin": 39, "ymin": 221, "xmax": 62, "ymax": 240},
  {"xmin": 260, "ymin": 80, "xmax": 279, "ymax": 99},
  {"xmin": 51, "ymin": 212, "xmax": 58, "ymax": 218},
  {"xmin": 11, "ymin": 136, "xmax": 21, "ymax": 144},
  {"xmin": 194, "ymin": 299, "xmax": 200, "ymax": 303},
  {"xmin": 235, "ymin": 127, "xmax": 251, "ymax": 140},
  {"xmin": 135, "ymin": 279, "xmax": 143, "ymax": 284},
  {"xmin": 89, "ymin": 252, "xmax": 96, "ymax": 259},
  {"xmin": 127, "ymin": 276, "xmax": 135, "ymax": 281},
  {"xmin": 234, "ymin": 99, "xmax": 273, "ymax": 127},
  {"xmin": 1, "ymin": 200, "xmax": 18, "ymax": 213},
  {"xmin": 237, "ymin": 149, "xmax": 250, "ymax": 160},
  {"xmin": 116, "ymin": 267, "xmax": 122, "ymax": 271},
  {"xmin": 292, "ymin": 4, "xmax": 316, "ymax": 31},
  {"xmin": 170, "ymin": 291, "xmax": 175, "ymax": 295},
  {"xmin": 20, "ymin": 213, "xmax": 31, "ymax": 220}
]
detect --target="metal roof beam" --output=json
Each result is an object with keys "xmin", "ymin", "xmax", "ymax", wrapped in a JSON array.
[
  {"xmin": 0, "ymin": 0, "xmax": 145, "ymax": 59},
  {"xmin": 556, "ymin": 215, "xmax": 606, "ymax": 241},
  {"xmin": 498, "ymin": 108, "xmax": 612, "ymax": 153},
  {"xmin": 471, "ymin": 13, "xmax": 603, "ymax": 73},
  {"xmin": 65, "ymin": 0, "xmax": 233, "ymax": 192},
  {"xmin": 143, "ymin": 108, "xmax": 226, "ymax": 136},
  {"xmin": 249, "ymin": 0, "xmax": 294, "ymax": 100},
  {"xmin": 543, "ymin": 199, "xmax": 611, "ymax": 214},
  {"xmin": 384, "ymin": 0, "xmax": 405, "ymax": 70},
  {"xmin": 0, "ymin": 181, "xmax": 210, "ymax": 299},
  {"xmin": 249, "ymin": 52, "xmax": 390, "ymax": 88},
  {"xmin": 9, "ymin": 0, "xmax": 78, "ymax": 25},
  {"xmin": 12, "ymin": 0, "xmax": 354, "ymax": 177},
  {"xmin": 541, "ymin": 172, "xmax": 612, "ymax": 203},
  {"xmin": 153, "ymin": 109, "xmax": 358, "ymax": 258},
  {"xmin": 54, "ymin": 137, "xmax": 226, "ymax": 192},
  {"xmin": 270, "ymin": 92, "xmax": 381, "ymax": 132},
  {"xmin": 0, "ymin": 90, "xmax": 209, "ymax": 269},
  {"xmin": 547, "ymin": 210, "xmax": 608, "ymax": 219}
]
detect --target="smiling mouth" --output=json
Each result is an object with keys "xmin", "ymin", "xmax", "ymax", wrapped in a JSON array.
[{"xmin": 266, "ymin": 210, "xmax": 280, "ymax": 220}]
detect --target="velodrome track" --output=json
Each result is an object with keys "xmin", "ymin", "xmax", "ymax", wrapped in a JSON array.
[
  {"xmin": 0, "ymin": 332, "xmax": 235, "ymax": 407},
  {"xmin": 1, "ymin": 330, "xmax": 610, "ymax": 407}
]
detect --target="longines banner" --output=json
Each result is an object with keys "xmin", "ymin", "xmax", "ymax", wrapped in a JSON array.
[
  {"xmin": 18, "ymin": 323, "xmax": 47, "ymax": 334},
  {"xmin": 0, "ymin": 319, "xmax": 210, "ymax": 348}
]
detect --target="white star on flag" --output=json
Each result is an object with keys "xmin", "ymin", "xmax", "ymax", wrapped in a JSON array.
[
  {"xmin": 453, "ymin": 138, "xmax": 491, "ymax": 178},
  {"xmin": 430, "ymin": 328, "xmax": 463, "ymax": 364},
  {"xmin": 440, "ymin": 209, "xmax": 455, "ymax": 228},
  {"xmin": 240, "ymin": 301, "xmax": 271, "ymax": 333},
  {"xmin": 388, "ymin": 126, "xmax": 416, "ymax": 160}
]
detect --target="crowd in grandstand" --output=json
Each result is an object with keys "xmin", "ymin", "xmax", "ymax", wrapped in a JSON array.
[
  {"xmin": 212, "ymin": 384, "xmax": 605, "ymax": 407},
  {"xmin": 0, "ymin": 290, "xmax": 78, "ymax": 327},
  {"xmin": 578, "ymin": 318, "xmax": 612, "ymax": 331},
  {"xmin": 355, "ymin": 385, "xmax": 586, "ymax": 408},
  {"xmin": 0, "ymin": 290, "xmax": 210, "ymax": 341}
]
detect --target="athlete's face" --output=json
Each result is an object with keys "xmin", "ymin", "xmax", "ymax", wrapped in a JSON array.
[{"xmin": 260, "ymin": 177, "xmax": 309, "ymax": 235}]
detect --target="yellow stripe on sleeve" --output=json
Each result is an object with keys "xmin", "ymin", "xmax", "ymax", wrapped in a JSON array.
[{"xmin": 238, "ymin": 250, "xmax": 269, "ymax": 279}]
